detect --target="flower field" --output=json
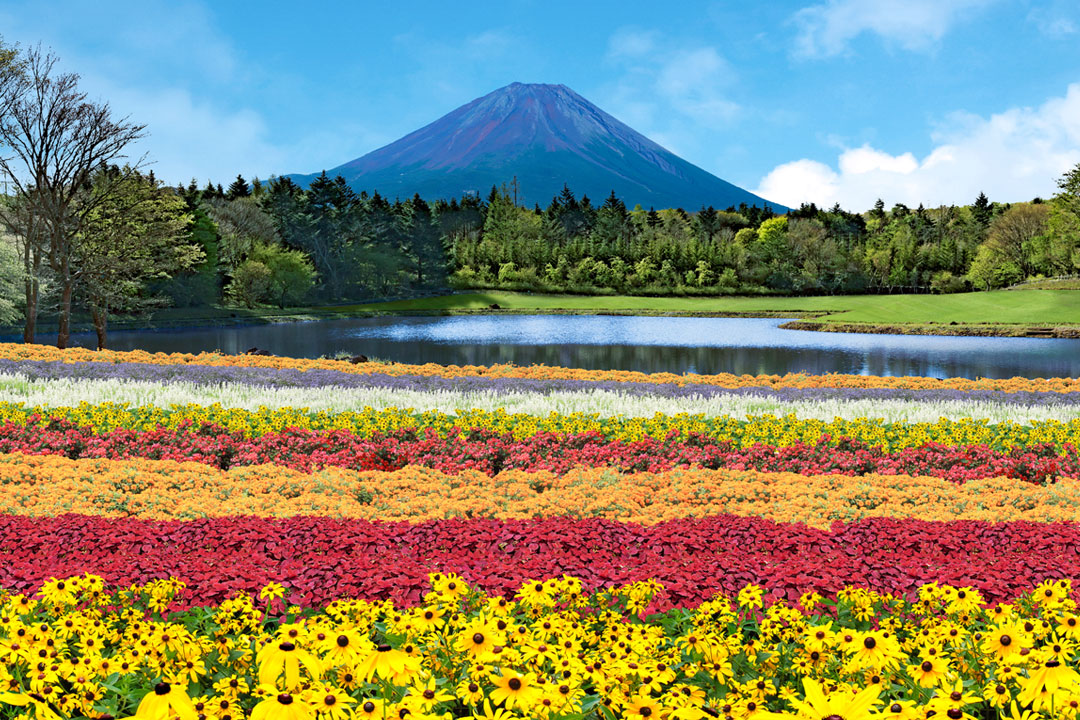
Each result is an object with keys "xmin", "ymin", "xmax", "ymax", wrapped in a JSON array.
[{"xmin": 3, "ymin": 342, "xmax": 1080, "ymax": 719}]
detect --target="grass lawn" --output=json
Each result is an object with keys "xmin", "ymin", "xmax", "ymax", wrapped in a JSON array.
[{"xmin": 351, "ymin": 289, "xmax": 1080, "ymax": 326}]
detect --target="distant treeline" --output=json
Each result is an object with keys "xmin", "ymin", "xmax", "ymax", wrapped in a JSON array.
[{"xmin": 163, "ymin": 162, "xmax": 1080, "ymax": 308}]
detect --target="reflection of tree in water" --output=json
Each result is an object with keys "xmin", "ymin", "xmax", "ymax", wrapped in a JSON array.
[{"xmin": 65, "ymin": 316, "xmax": 1080, "ymax": 380}]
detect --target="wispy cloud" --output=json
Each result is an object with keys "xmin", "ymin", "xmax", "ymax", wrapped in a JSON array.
[
  {"xmin": 0, "ymin": 0, "xmax": 386, "ymax": 182},
  {"xmin": 754, "ymin": 84, "xmax": 1080, "ymax": 210},
  {"xmin": 791, "ymin": 0, "xmax": 996, "ymax": 58},
  {"xmin": 599, "ymin": 28, "xmax": 739, "ymax": 158},
  {"xmin": 1027, "ymin": 5, "xmax": 1077, "ymax": 37}
]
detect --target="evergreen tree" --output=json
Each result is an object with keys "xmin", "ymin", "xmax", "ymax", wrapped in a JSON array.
[
  {"xmin": 973, "ymin": 192, "xmax": 992, "ymax": 227},
  {"xmin": 226, "ymin": 174, "xmax": 251, "ymax": 200}
]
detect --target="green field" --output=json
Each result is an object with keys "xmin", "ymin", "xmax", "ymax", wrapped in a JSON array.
[{"xmin": 352, "ymin": 289, "xmax": 1080, "ymax": 326}]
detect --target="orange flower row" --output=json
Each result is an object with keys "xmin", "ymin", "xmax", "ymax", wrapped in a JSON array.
[
  {"xmin": 5, "ymin": 451, "xmax": 1080, "ymax": 527},
  {"xmin": 1, "ymin": 341, "xmax": 1077, "ymax": 391}
]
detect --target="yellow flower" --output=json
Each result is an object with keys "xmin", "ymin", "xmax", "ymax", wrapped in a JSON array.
[
  {"xmin": 355, "ymin": 643, "xmax": 416, "ymax": 682},
  {"xmin": 129, "ymin": 682, "xmax": 198, "ymax": 720},
  {"xmin": 757, "ymin": 678, "xmax": 879, "ymax": 719},
  {"xmin": 907, "ymin": 655, "xmax": 949, "ymax": 687},
  {"xmin": 257, "ymin": 640, "xmax": 323, "ymax": 690},
  {"xmin": 252, "ymin": 691, "xmax": 315, "ymax": 720},
  {"xmin": 490, "ymin": 671, "xmax": 543, "ymax": 711},
  {"xmin": 738, "ymin": 585, "xmax": 764, "ymax": 610},
  {"xmin": 354, "ymin": 698, "xmax": 385, "ymax": 720}
]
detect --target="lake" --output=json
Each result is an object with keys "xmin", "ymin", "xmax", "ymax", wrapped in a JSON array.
[{"xmin": 50, "ymin": 315, "xmax": 1080, "ymax": 379}]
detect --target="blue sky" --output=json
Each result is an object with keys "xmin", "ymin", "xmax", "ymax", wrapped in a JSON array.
[{"xmin": 3, "ymin": 0, "xmax": 1079, "ymax": 210}]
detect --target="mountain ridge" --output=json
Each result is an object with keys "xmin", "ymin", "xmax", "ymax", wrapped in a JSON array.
[{"xmin": 288, "ymin": 82, "xmax": 784, "ymax": 211}]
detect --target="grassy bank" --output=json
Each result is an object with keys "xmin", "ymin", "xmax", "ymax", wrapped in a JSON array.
[
  {"xmin": 356, "ymin": 289, "xmax": 1080, "ymax": 326},
  {"xmin": 8, "ymin": 289, "xmax": 1080, "ymax": 338}
]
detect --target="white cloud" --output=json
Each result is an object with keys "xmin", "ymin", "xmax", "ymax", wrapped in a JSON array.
[
  {"xmin": 791, "ymin": 0, "xmax": 995, "ymax": 57},
  {"xmin": 754, "ymin": 84, "xmax": 1080, "ymax": 210}
]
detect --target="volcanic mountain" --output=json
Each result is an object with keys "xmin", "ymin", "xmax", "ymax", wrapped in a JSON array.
[{"xmin": 290, "ymin": 82, "xmax": 782, "ymax": 211}]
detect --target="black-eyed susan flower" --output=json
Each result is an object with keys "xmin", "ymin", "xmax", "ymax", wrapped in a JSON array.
[
  {"xmin": 490, "ymin": 670, "xmax": 542, "ymax": 711},
  {"xmin": 982, "ymin": 682, "xmax": 1012, "ymax": 709},
  {"xmin": 981, "ymin": 623, "xmax": 1027, "ymax": 661},
  {"xmin": 306, "ymin": 687, "xmax": 354, "ymax": 720},
  {"xmin": 354, "ymin": 643, "xmax": 414, "ymax": 682},
  {"xmin": 257, "ymin": 640, "xmax": 322, "ymax": 690},
  {"xmin": 756, "ymin": 677, "xmax": 880, "ymax": 720},
  {"xmin": 353, "ymin": 698, "xmax": 384, "ymax": 720},
  {"xmin": 623, "ymin": 693, "xmax": 664, "ymax": 720},
  {"xmin": 456, "ymin": 680, "xmax": 485, "ymax": 705},
  {"xmin": 319, "ymin": 629, "xmax": 370, "ymax": 667},
  {"xmin": 457, "ymin": 621, "xmax": 500, "ymax": 657},
  {"xmin": 128, "ymin": 682, "xmax": 198, "ymax": 720},
  {"xmin": 471, "ymin": 698, "xmax": 516, "ymax": 720},
  {"xmin": 907, "ymin": 655, "xmax": 949, "ymax": 688},
  {"xmin": 251, "ymin": 691, "xmax": 313, "ymax": 720}
]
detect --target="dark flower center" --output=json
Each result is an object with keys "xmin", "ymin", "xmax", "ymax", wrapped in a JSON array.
[
  {"xmin": 337, "ymin": 635, "xmax": 349, "ymax": 647},
  {"xmin": 508, "ymin": 678, "xmax": 522, "ymax": 691},
  {"xmin": 324, "ymin": 696, "xmax": 336, "ymax": 706},
  {"xmin": 423, "ymin": 690, "xmax": 435, "ymax": 700},
  {"xmin": 1000, "ymin": 635, "xmax": 1012, "ymax": 646},
  {"xmin": 278, "ymin": 642, "xmax": 295, "ymax": 651},
  {"xmin": 154, "ymin": 683, "xmax": 171, "ymax": 696},
  {"xmin": 921, "ymin": 661, "xmax": 933, "ymax": 671},
  {"xmin": 363, "ymin": 702, "xmax": 376, "ymax": 713},
  {"xmin": 377, "ymin": 644, "xmax": 392, "ymax": 652},
  {"xmin": 640, "ymin": 708, "xmax": 652, "ymax": 717},
  {"xmin": 863, "ymin": 637, "xmax": 876, "ymax": 649},
  {"xmin": 278, "ymin": 695, "xmax": 293, "ymax": 705},
  {"xmin": 473, "ymin": 633, "xmax": 485, "ymax": 645}
]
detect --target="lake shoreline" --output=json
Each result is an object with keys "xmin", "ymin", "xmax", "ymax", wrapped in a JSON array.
[
  {"xmin": 8, "ymin": 307, "xmax": 1080, "ymax": 341},
  {"xmin": 780, "ymin": 320, "xmax": 1080, "ymax": 339}
]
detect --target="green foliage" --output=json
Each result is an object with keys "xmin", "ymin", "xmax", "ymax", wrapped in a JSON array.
[
  {"xmin": 77, "ymin": 167, "xmax": 200, "ymax": 315},
  {"xmin": 226, "ymin": 258, "xmax": 272, "ymax": 308},
  {"xmin": 0, "ymin": 235, "xmax": 22, "ymax": 324},
  {"xmin": 160, "ymin": 208, "xmax": 221, "ymax": 307},
  {"xmin": 227, "ymin": 243, "xmax": 316, "ymax": 308}
]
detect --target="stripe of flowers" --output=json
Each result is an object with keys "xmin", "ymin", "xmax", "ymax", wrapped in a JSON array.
[
  {"xmin": 0, "ymin": 514, "xmax": 1073, "ymax": 609},
  {"xmin": 0, "ymin": 419, "xmax": 1072, "ymax": 483},
  {"xmin": 3, "ymin": 358, "xmax": 1080, "ymax": 405}
]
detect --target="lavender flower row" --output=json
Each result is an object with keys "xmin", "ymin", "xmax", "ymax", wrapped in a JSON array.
[{"xmin": 2, "ymin": 358, "xmax": 1078, "ymax": 407}]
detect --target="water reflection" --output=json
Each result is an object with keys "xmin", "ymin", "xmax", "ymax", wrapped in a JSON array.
[{"xmin": 36, "ymin": 315, "xmax": 1080, "ymax": 379}]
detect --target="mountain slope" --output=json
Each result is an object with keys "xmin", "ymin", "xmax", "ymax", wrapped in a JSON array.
[{"xmin": 289, "ymin": 82, "xmax": 783, "ymax": 211}]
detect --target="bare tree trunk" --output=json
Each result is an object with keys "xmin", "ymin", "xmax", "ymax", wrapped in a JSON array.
[
  {"xmin": 22, "ymin": 276, "xmax": 36, "ymax": 343},
  {"xmin": 57, "ymin": 262, "xmax": 72, "ymax": 349},
  {"xmin": 21, "ymin": 238, "xmax": 36, "ymax": 343},
  {"xmin": 91, "ymin": 306, "xmax": 107, "ymax": 350}
]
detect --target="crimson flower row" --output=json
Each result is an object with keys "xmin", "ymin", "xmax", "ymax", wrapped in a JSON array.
[
  {"xmin": 0, "ymin": 419, "xmax": 1070, "ymax": 483},
  {"xmin": 1, "ymin": 514, "xmax": 1075, "ymax": 608}
]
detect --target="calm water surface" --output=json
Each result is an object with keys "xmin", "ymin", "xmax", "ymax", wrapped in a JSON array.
[{"xmin": 48, "ymin": 315, "xmax": 1080, "ymax": 379}]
